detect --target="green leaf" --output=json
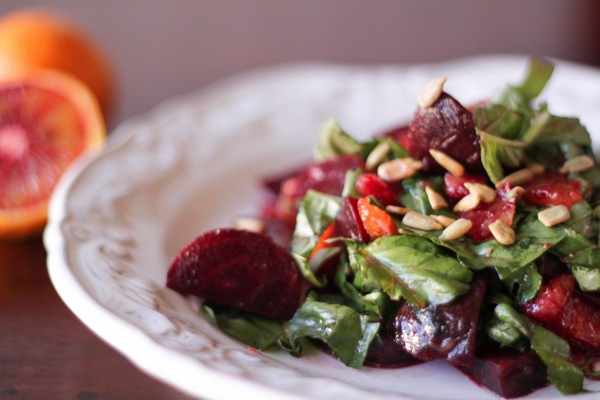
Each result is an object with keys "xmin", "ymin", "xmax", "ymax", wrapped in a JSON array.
[
  {"xmin": 289, "ymin": 190, "xmax": 341, "ymax": 258},
  {"xmin": 399, "ymin": 177, "xmax": 433, "ymax": 215},
  {"xmin": 473, "ymin": 104, "xmax": 525, "ymax": 140},
  {"xmin": 478, "ymin": 129, "xmax": 527, "ymax": 184},
  {"xmin": 496, "ymin": 58, "xmax": 554, "ymax": 111},
  {"xmin": 352, "ymin": 235, "xmax": 472, "ymax": 306},
  {"xmin": 281, "ymin": 294, "xmax": 379, "ymax": 368},
  {"xmin": 332, "ymin": 264, "xmax": 391, "ymax": 320},
  {"xmin": 204, "ymin": 305, "xmax": 283, "ymax": 350},
  {"xmin": 314, "ymin": 118, "xmax": 374, "ymax": 162}
]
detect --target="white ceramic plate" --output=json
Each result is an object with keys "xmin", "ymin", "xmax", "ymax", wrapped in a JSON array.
[{"xmin": 46, "ymin": 55, "xmax": 600, "ymax": 400}]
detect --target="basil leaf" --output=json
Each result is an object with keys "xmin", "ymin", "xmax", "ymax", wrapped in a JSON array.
[
  {"xmin": 493, "ymin": 303, "xmax": 584, "ymax": 395},
  {"xmin": 281, "ymin": 294, "xmax": 379, "ymax": 368},
  {"xmin": 204, "ymin": 305, "xmax": 283, "ymax": 350},
  {"xmin": 314, "ymin": 118, "xmax": 375, "ymax": 162},
  {"xmin": 289, "ymin": 190, "xmax": 341, "ymax": 258},
  {"xmin": 351, "ymin": 235, "xmax": 472, "ymax": 307}
]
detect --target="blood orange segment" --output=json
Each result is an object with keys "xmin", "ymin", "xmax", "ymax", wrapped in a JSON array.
[{"xmin": 0, "ymin": 70, "xmax": 105, "ymax": 239}]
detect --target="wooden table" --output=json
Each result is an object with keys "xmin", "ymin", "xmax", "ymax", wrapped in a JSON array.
[{"xmin": 0, "ymin": 237, "xmax": 197, "ymax": 399}]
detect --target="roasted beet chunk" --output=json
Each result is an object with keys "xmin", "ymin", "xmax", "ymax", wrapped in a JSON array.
[
  {"xmin": 459, "ymin": 348, "xmax": 548, "ymax": 398},
  {"xmin": 392, "ymin": 274, "xmax": 487, "ymax": 367},
  {"xmin": 167, "ymin": 228, "xmax": 302, "ymax": 320},
  {"xmin": 407, "ymin": 92, "xmax": 482, "ymax": 173},
  {"xmin": 333, "ymin": 197, "xmax": 370, "ymax": 243},
  {"xmin": 364, "ymin": 319, "xmax": 422, "ymax": 368}
]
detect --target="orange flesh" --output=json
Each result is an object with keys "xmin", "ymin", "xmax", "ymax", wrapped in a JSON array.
[{"xmin": 0, "ymin": 83, "xmax": 85, "ymax": 210}]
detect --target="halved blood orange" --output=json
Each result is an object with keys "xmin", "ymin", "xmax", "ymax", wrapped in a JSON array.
[{"xmin": 0, "ymin": 70, "xmax": 105, "ymax": 239}]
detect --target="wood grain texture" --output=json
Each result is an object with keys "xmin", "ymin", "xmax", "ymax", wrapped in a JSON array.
[{"xmin": 0, "ymin": 239, "xmax": 197, "ymax": 400}]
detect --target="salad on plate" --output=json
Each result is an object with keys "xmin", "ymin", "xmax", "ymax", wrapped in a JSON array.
[{"xmin": 166, "ymin": 59, "xmax": 600, "ymax": 399}]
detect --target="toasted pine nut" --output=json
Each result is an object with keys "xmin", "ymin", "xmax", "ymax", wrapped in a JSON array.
[
  {"xmin": 463, "ymin": 182, "xmax": 496, "ymax": 203},
  {"xmin": 385, "ymin": 205, "xmax": 411, "ymax": 216},
  {"xmin": 402, "ymin": 211, "xmax": 443, "ymax": 231},
  {"xmin": 430, "ymin": 214, "xmax": 456, "ymax": 227},
  {"xmin": 538, "ymin": 205, "xmax": 571, "ymax": 227},
  {"xmin": 507, "ymin": 186, "xmax": 525, "ymax": 199},
  {"xmin": 425, "ymin": 186, "xmax": 448, "ymax": 210},
  {"xmin": 495, "ymin": 168, "xmax": 534, "ymax": 188},
  {"xmin": 559, "ymin": 155, "xmax": 595, "ymax": 174},
  {"xmin": 365, "ymin": 141, "xmax": 391, "ymax": 170},
  {"xmin": 438, "ymin": 218, "xmax": 473, "ymax": 241},
  {"xmin": 418, "ymin": 76, "xmax": 447, "ymax": 108},
  {"xmin": 377, "ymin": 158, "xmax": 423, "ymax": 182},
  {"xmin": 489, "ymin": 219, "xmax": 516, "ymax": 245},
  {"xmin": 528, "ymin": 164, "xmax": 545, "ymax": 175},
  {"xmin": 453, "ymin": 192, "xmax": 481, "ymax": 212},
  {"xmin": 428, "ymin": 149, "xmax": 465, "ymax": 177},
  {"xmin": 234, "ymin": 217, "xmax": 265, "ymax": 233}
]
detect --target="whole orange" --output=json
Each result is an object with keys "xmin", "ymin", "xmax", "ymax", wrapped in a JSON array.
[{"xmin": 0, "ymin": 9, "xmax": 116, "ymax": 120}]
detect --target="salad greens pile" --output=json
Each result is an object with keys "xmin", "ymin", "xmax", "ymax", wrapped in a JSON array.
[{"xmin": 202, "ymin": 59, "xmax": 600, "ymax": 396}]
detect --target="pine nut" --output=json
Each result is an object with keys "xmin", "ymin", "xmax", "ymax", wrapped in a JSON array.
[
  {"xmin": 402, "ymin": 211, "xmax": 443, "ymax": 231},
  {"xmin": 418, "ymin": 76, "xmax": 447, "ymax": 108},
  {"xmin": 438, "ymin": 218, "xmax": 473, "ymax": 241},
  {"xmin": 538, "ymin": 205, "xmax": 571, "ymax": 227},
  {"xmin": 234, "ymin": 217, "xmax": 265, "ymax": 233},
  {"xmin": 377, "ymin": 158, "xmax": 423, "ymax": 182},
  {"xmin": 559, "ymin": 155, "xmax": 595, "ymax": 174},
  {"xmin": 528, "ymin": 164, "xmax": 545, "ymax": 175},
  {"xmin": 453, "ymin": 192, "xmax": 481, "ymax": 212},
  {"xmin": 425, "ymin": 186, "xmax": 448, "ymax": 210},
  {"xmin": 365, "ymin": 141, "xmax": 391, "ymax": 170},
  {"xmin": 428, "ymin": 149, "xmax": 465, "ymax": 177},
  {"xmin": 495, "ymin": 168, "xmax": 534, "ymax": 188},
  {"xmin": 463, "ymin": 182, "xmax": 496, "ymax": 203},
  {"xmin": 430, "ymin": 214, "xmax": 456, "ymax": 227},
  {"xmin": 489, "ymin": 219, "xmax": 516, "ymax": 245},
  {"xmin": 385, "ymin": 205, "xmax": 411, "ymax": 216}
]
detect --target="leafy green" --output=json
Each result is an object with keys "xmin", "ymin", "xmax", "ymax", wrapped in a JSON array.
[
  {"xmin": 478, "ymin": 130, "xmax": 526, "ymax": 184},
  {"xmin": 203, "ymin": 305, "xmax": 283, "ymax": 350},
  {"xmin": 280, "ymin": 293, "xmax": 379, "ymax": 368},
  {"xmin": 314, "ymin": 118, "xmax": 375, "ymax": 162},
  {"xmin": 347, "ymin": 235, "xmax": 472, "ymax": 307},
  {"xmin": 289, "ymin": 190, "xmax": 341, "ymax": 258},
  {"xmin": 496, "ymin": 58, "xmax": 554, "ymax": 111}
]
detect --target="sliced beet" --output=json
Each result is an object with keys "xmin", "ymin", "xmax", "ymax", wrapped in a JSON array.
[
  {"xmin": 407, "ymin": 92, "xmax": 482, "ymax": 173},
  {"xmin": 459, "ymin": 348, "xmax": 548, "ymax": 398},
  {"xmin": 333, "ymin": 197, "xmax": 370, "ymax": 243},
  {"xmin": 364, "ymin": 320, "xmax": 422, "ymax": 368},
  {"xmin": 392, "ymin": 273, "xmax": 487, "ymax": 367},
  {"xmin": 166, "ymin": 228, "xmax": 302, "ymax": 320}
]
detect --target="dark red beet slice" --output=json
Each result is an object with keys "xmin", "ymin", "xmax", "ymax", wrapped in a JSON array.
[
  {"xmin": 355, "ymin": 173, "xmax": 401, "ymax": 206},
  {"xmin": 392, "ymin": 273, "xmax": 487, "ymax": 367},
  {"xmin": 275, "ymin": 155, "xmax": 365, "ymax": 220},
  {"xmin": 364, "ymin": 319, "xmax": 422, "ymax": 368},
  {"xmin": 333, "ymin": 197, "xmax": 370, "ymax": 243},
  {"xmin": 523, "ymin": 274, "xmax": 600, "ymax": 352},
  {"xmin": 407, "ymin": 92, "xmax": 482, "ymax": 173},
  {"xmin": 166, "ymin": 228, "xmax": 302, "ymax": 320},
  {"xmin": 459, "ymin": 348, "xmax": 548, "ymax": 398}
]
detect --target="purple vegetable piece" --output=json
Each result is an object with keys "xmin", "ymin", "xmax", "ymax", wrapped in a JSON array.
[
  {"xmin": 459, "ymin": 349, "xmax": 548, "ymax": 398},
  {"xmin": 407, "ymin": 92, "xmax": 482, "ymax": 173},
  {"xmin": 167, "ymin": 228, "xmax": 302, "ymax": 320},
  {"xmin": 392, "ymin": 273, "xmax": 487, "ymax": 367}
]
